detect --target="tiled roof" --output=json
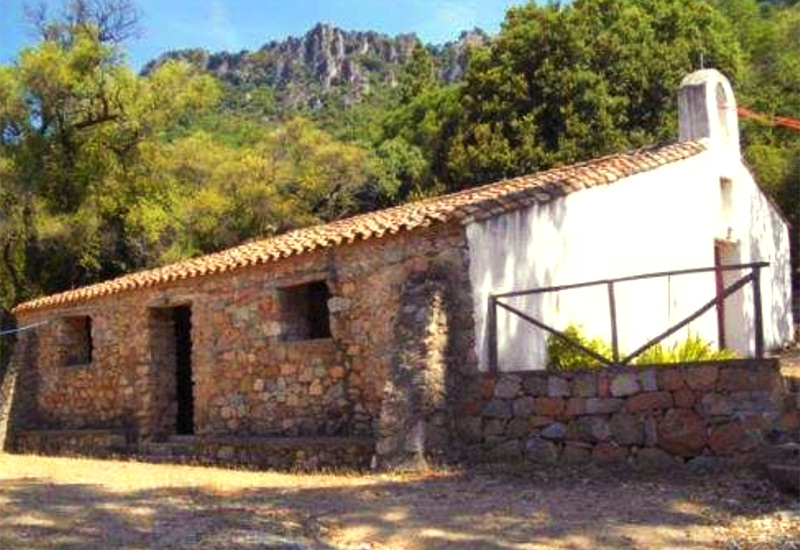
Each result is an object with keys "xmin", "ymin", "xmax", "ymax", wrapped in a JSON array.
[{"xmin": 13, "ymin": 140, "xmax": 707, "ymax": 314}]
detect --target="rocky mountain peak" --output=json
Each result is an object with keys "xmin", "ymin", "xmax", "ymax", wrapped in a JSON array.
[{"xmin": 142, "ymin": 22, "xmax": 489, "ymax": 109}]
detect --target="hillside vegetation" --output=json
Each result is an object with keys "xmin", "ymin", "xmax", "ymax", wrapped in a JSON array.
[{"xmin": 0, "ymin": 0, "xmax": 797, "ymax": 340}]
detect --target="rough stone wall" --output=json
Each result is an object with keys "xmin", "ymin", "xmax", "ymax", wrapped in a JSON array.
[
  {"xmin": 10, "ymin": 222, "xmax": 476, "ymax": 447},
  {"xmin": 15, "ymin": 429, "xmax": 130, "ymax": 457},
  {"xmin": 0, "ymin": 332, "xmax": 39, "ymax": 451},
  {"xmin": 454, "ymin": 360, "xmax": 797, "ymax": 466},
  {"xmin": 20, "ymin": 309, "xmax": 141, "ymax": 431},
  {"xmin": 373, "ymin": 273, "xmax": 451, "ymax": 469}
]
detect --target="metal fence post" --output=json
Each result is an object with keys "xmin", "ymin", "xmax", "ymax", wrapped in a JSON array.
[
  {"xmin": 488, "ymin": 295, "xmax": 498, "ymax": 372},
  {"xmin": 752, "ymin": 267, "xmax": 764, "ymax": 359},
  {"xmin": 607, "ymin": 282, "xmax": 619, "ymax": 364}
]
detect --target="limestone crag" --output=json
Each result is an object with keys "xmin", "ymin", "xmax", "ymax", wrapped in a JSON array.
[{"xmin": 141, "ymin": 24, "xmax": 489, "ymax": 108}]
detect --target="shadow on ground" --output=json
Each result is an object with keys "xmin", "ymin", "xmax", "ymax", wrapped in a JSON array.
[{"xmin": 0, "ymin": 459, "xmax": 796, "ymax": 550}]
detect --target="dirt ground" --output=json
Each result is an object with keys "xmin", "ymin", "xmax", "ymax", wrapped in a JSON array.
[{"xmin": 0, "ymin": 453, "xmax": 797, "ymax": 550}]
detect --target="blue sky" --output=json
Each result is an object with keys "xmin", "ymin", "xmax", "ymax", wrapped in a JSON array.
[{"xmin": 0, "ymin": 0, "xmax": 526, "ymax": 70}]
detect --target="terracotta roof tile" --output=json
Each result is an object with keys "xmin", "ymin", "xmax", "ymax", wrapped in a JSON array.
[{"xmin": 13, "ymin": 140, "xmax": 707, "ymax": 314}]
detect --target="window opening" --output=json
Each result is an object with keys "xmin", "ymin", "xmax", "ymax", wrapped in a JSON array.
[
  {"xmin": 64, "ymin": 316, "xmax": 92, "ymax": 365},
  {"xmin": 279, "ymin": 281, "xmax": 332, "ymax": 341}
]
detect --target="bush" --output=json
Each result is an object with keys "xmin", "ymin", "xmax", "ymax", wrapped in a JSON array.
[
  {"xmin": 634, "ymin": 334, "xmax": 736, "ymax": 365},
  {"xmin": 546, "ymin": 324, "xmax": 613, "ymax": 372},
  {"xmin": 546, "ymin": 325, "xmax": 736, "ymax": 371}
]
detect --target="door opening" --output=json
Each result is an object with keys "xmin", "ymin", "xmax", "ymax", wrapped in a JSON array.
[{"xmin": 173, "ymin": 305, "xmax": 194, "ymax": 435}]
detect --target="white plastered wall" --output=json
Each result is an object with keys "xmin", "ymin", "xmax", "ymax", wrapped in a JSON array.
[
  {"xmin": 715, "ymin": 148, "xmax": 794, "ymax": 354},
  {"xmin": 466, "ymin": 148, "xmax": 793, "ymax": 371}
]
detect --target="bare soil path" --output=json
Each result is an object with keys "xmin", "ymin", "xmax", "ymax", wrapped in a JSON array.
[{"xmin": 0, "ymin": 453, "xmax": 797, "ymax": 550}]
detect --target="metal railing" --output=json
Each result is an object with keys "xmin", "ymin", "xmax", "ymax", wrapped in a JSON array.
[{"xmin": 487, "ymin": 262, "xmax": 768, "ymax": 372}]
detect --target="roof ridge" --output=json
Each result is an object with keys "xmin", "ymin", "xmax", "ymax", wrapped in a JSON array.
[{"xmin": 13, "ymin": 140, "xmax": 708, "ymax": 314}]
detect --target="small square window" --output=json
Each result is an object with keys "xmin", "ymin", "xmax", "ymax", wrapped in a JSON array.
[
  {"xmin": 63, "ymin": 316, "xmax": 93, "ymax": 365},
  {"xmin": 278, "ymin": 281, "xmax": 332, "ymax": 341}
]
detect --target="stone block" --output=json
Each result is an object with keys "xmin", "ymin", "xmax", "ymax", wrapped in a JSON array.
[
  {"xmin": 684, "ymin": 365, "xmax": 718, "ymax": 391},
  {"xmin": 529, "ymin": 416, "xmax": 553, "ymax": 428},
  {"xmin": 482, "ymin": 399, "xmax": 512, "ymax": 419},
  {"xmin": 698, "ymin": 393, "xmax": 733, "ymax": 416},
  {"xmin": 779, "ymin": 411, "xmax": 800, "ymax": 432},
  {"xmin": 541, "ymin": 422, "xmax": 567, "ymax": 440},
  {"xmin": 547, "ymin": 376, "xmax": 571, "ymax": 397},
  {"xmin": 728, "ymin": 390, "xmax": 778, "ymax": 413},
  {"xmin": 327, "ymin": 297, "xmax": 351, "ymax": 313},
  {"xmin": 562, "ymin": 442, "xmax": 592, "ymax": 464},
  {"xmin": 635, "ymin": 448, "xmax": 677, "ymax": 469},
  {"xmin": 657, "ymin": 409, "xmax": 707, "ymax": 457},
  {"xmin": 513, "ymin": 396, "xmax": 536, "ymax": 417},
  {"xmin": 526, "ymin": 436, "xmax": 560, "ymax": 464},
  {"xmin": 480, "ymin": 377, "xmax": 496, "ymax": 399},
  {"xmin": 709, "ymin": 421, "xmax": 753, "ymax": 455},
  {"xmin": 522, "ymin": 375, "xmax": 548, "ymax": 397},
  {"xmin": 626, "ymin": 392, "xmax": 673, "ymax": 413},
  {"xmin": 565, "ymin": 397, "xmax": 586, "ymax": 417},
  {"xmin": 575, "ymin": 416, "xmax": 611, "ymax": 442},
  {"xmin": 638, "ymin": 369, "xmax": 658, "ymax": 392},
  {"xmin": 717, "ymin": 365, "xmax": 779, "ymax": 392},
  {"xmin": 456, "ymin": 417, "xmax": 483, "ymax": 443},
  {"xmin": 643, "ymin": 416, "xmax": 659, "ymax": 446},
  {"xmin": 571, "ymin": 373, "xmax": 597, "ymax": 397},
  {"xmin": 495, "ymin": 375, "xmax": 522, "ymax": 399},
  {"xmin": 484, "ymin": 419, "xmax": 506, "ymax": 437},
  {"xmin": 658, "ymin": 369, "xmax": 685, "ymax": 391},
  {"xmin": 534, "ymin": 397, "xmax": 565, "ymax": 417},
  {"xmin": 506, "ymin": 418, "xmax": 531, "ymax": 439},
  {"xmin": 673, "ymin": 389, "xmax": 696, "ymax": 409},
  {"xmin": 610, "ymin": 413, "xmax": 644, "ymax": 446},
  {"xmin": 598, "ymin": 372, "xmax": 611, "ymax": 398},
  {"xmin": 586, "ymin": 398, "xmax": 623, "ymax": 415},
  {"xmin": 593, "ymin": 442, "xmax": 628, "ymax": 463},
  {"xmin": 611, "ymin": 373, "xmax": 640, "ymax": 397}
]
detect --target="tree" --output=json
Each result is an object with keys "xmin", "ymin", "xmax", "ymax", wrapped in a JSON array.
[
  {"xmin": 0, "ymin": 1, "xmax": 219, "ymax": 310},
  {"xmin": 444, "ymin": 0, "xmax": 743, "ymax": 188},
  {"xmin": 716, "ymin": 0, "xmax": 800, "ymax": 280},
  {"xmin": 397, "ymin": 44, "xmax": 437, "ymax": 104}
]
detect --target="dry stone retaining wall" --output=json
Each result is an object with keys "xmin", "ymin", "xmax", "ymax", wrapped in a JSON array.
[
  {"xmin": 15, "ymin": 429, "xmax": 130, "ymax": 458},
  {"xmin": 454, "ymin": 359, "xmax": 797, "ymax": 466}
]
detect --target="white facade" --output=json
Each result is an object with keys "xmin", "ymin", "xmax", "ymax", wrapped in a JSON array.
[{"xmin": 466, "ymin": 70, "xmax": 793, "ymax": 371}]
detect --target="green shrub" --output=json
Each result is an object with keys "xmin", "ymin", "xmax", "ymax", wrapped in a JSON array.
[
  {"xmin": 634, "ymin": 334, "xmax": 736, "ymax": 365},
  {"xmin": 546, "ymin": 324, "xmax": 736, "ymax": 371},
  {"xmin": 546, "ymin": 324, "xmax": 613, "ymax": 371}
]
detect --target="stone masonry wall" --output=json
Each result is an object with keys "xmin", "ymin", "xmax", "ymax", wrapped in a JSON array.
[
  {"xmin": 373, "ymin": 273, "xmax": 452, "ymax": 470},
  {"xmin": 454, "ymin": 360, "xmax": 797, "ymax": 466},
  {"xmin": 10, "ymin": 222, "xmax": 475, "ymax": 451}
]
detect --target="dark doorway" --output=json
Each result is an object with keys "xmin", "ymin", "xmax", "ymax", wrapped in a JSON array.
[{"xmin": 173, "ymin": 305, "xmax": 194, "ymax": 435}]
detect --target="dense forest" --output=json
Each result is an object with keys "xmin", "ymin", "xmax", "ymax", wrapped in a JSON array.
[{"xmin": 0, "ymin": 0, "xmax": 798, "ymax": 344}]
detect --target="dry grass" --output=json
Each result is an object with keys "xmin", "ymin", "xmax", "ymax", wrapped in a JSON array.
[{"xmin": 1, "ymin": 453, "xmax": 798, "ymax": 550}]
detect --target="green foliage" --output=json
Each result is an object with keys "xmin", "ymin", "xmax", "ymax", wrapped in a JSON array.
[
  {"xmin": 444, "ymin": 0, "xmax": 742, "ymax": 187},
  {"xmin": 546, "ymin": 324, "xmax": 737, "ymax": 371},
  {"xmin": 1, "ymin": 0, "xmax": 798, "ymax": 321},
  {"xmin": 546, "ymin": 324, "xmax": 614, "ymax": 371},
  {"xmin": 635, "ymin": 334, "xmax": 737, "ymax": 364},
  {"xmin": 716, "ymin": 0, "xmax": 800, "ymax": 276},
  {"xmin": 0, "ymin": 12, "xmax": 221, "ymax": 307},
  {"xmin": 397, "ymin": 44, "xmax": 437, "ymax": 103}
]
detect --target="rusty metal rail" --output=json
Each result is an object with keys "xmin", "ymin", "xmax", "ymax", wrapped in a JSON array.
[{"xmin": 487, "ymin": 262, "xmax": 769, "ymax": 371}]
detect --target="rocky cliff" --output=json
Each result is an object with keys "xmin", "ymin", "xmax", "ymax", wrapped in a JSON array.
[{"xmin": 142, "ymin": 23, "xmax": 488, "ymax": 109}]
